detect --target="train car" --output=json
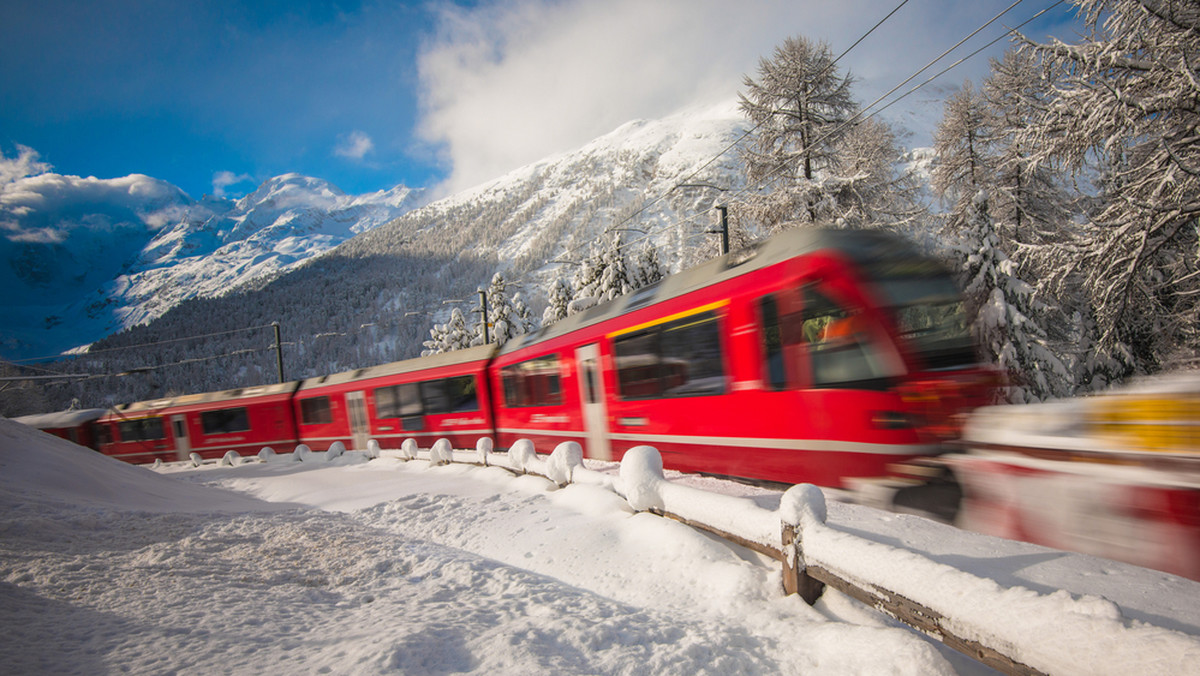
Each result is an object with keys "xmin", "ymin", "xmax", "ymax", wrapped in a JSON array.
[
  {"xmin": 13, "ymin": 408, "xmax": 108, "ymax": 450},
  {"xmin": 156, "ymin": 382, "xmax": 301, "ymax": 461},
  {"xmin": 295, "ymin": 344, "xmax": 496, "ymax": 452},
  {"xmin": 492, "ymin": 227, "xmax": 993, "ymax": 488},
  {"xmin": 95, "ymin": 398, "xmax": 181, "ymax": 464},
  {"xmin": 95, "ymin": 382, "xmax": 301, "ymax": 464},
  {"xmin": 951, "ymin": 372, "xmax": 1200, "ymax": 580}
]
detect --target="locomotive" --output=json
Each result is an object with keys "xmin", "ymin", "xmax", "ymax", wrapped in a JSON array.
[{"xmin": 22, "ymin": 227, "xmax": 995, "ymax": 489}]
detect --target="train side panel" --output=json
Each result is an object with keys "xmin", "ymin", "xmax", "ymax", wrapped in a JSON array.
[
  {"xmin": 96, "ymin": 400, "xmax": 179, "ymax": 464},
  {"xmin": 163, "ymin": 387, "xmax": 299, "ymax": 460},
  {"xmin": 297, "ymin": 345, "xmax": 496, "ymax": 452},
  {"xmin": 493, "ymin": 228, "xmax": 989, "ymax": 488}
]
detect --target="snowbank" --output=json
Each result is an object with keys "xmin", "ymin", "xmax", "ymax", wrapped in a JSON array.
[{"xmin": 0, "ymin": 417, "xmax": 286, "ymax": 513}]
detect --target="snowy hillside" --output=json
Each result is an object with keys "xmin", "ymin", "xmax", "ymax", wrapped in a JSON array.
[
  {"xmin": 0, "ymin": 171, "xmax": 424, "ymax": 361},
  {"xmin": 41, "ymin": 102, "xmax": 753, "ymax": 408},
  {"xmin": 3, "ymin": 418, "xmax": 1199, "ymax": 674},
  {"xmin": 98, "ymin": 174, "xmax": 424, "ymax": 331}
]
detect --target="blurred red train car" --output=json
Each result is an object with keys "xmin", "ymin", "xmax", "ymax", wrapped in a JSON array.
[
  {"xmin": 492, "ymin": 227, "xmax": 992, "ymax": 488},
  {"xmin": 13, "ymin": 408, "xmax": 107, "ymax": 451},
  {"xmin": 95, "ymin": 383, "xmax": 300, "ymax": 463},
  {"xmin": 95, "ymin": 398, "xmax": 181, "ymax": 464},
  {"xmin": 294, "ymin": 345, "xmax": 495, "ymax": 452}
]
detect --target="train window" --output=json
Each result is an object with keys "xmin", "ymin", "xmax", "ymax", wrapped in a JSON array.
[
  {"xmin": 420, "ymin": 379, "xmax": 449, "ymax": 414},
  {"xmin": 419, "ymin": 377, "xmax": 478, "ymax": 414},
  {"xmin": 201, "ymin": 407, "xmax": 251, "ymax": 435},
  {"xmin": 500, "ymin": 355, "xmax": 563, "ymax": 407},
  {"xmin": 375, "ymin": 383, "xmax": 423, "ymax": 418},
  {"xmin": 614, "ymin": 310, "xmax": 726, "ymax": 399},
  {"xmin": 117, "ymin": 418, "xmax": 165, "ymax": 442},
  {"xmin": 660, "ymin": 313, "xmax": 724, "ymax": 396},
  {"xmin": 445, "ymin": 376, "xmax": 479, "ymax": 412},
  {"xmin": 97, "ymin": 423, "xmax": 112, "ymax": 446},
  {"xmin": 801, "ymin": 286, "xmax": 893, "ymax": 389},
  {"xmin": 759, "ymin": 295, "xmax": 787, "ymax": 390},
  {"xmin": 300, "ymin": 396, "xmax": 333, "ymax": 425},
  {"xmin": 615, "ymin": 329, "xmax": 662, "ymax": 399}
]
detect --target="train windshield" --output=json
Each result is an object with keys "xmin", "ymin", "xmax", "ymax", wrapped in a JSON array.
[{"xmin": 867, "ymin": 261, "xmax": 976, "ymax": 370}]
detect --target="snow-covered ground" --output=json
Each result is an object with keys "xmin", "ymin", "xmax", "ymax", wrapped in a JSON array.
[{"xmin": 3, "ymin": 417, "xmax": 1199, "ymax": 675}]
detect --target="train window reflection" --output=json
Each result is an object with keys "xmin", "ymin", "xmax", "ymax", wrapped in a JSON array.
[
  {"xmin": 200, "ymin": 407, "xmax": 250, "ymax": 435},
  {"xmin": 501, "ymin": 355, "xmax": 563, "ymax": 407},
  {"xmin": 870, "ymin": 266, "xmax": 976, "ymax": 370},
  {"xmin": 614, "ymin": 310, "xmax": 725, "ymax": 399},
  {"xmin": 802, "ymin": 287, "xmax": 892, "ymax": 389},
  {"xmin": 422, "ymin": 376, "xmax": 479, "ymax": 413},
  {"xmin": 445, "ymin": 375, "xmax": 479, "ymax": 412},
  {"xmin": 615, "ymin": 331, "xmax": 660, "ymax": 399},
  {"xmin": 117, "ymin": 417, "xmax": 164, "ymax": 442},
  {"xmin": 375, "ymin": 383, "xmax": 423, "ymax": 418},
  {"xmin": 300, "ymin": 396, "xmax": 333, "ymax": 425}
]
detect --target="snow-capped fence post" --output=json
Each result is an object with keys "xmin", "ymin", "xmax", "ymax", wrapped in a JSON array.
[
  {"xmin": 475, "ymin": 437, "xmax": 493, "ymax": 467},
  {"xmin": 400, "ymin": 438, "xmax": 418, "ymax": 461},
  {"xmin": 509, "ymin": 439, "xmax": 536, "ymax": 474},
  {"xmin": 779, "ymin": 484, "xmax": 826, "ymax": 605},
  {"xmin": 430, "ymin": 438, "xmax": 453, "ymax": 466},
  {"xmin": 546, "ymin": 441, "xmax": 583, "ymax": 487}
]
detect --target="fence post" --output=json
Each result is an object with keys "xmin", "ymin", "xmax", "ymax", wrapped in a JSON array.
[
  {"xmin": 780, "ymin": 484, "xmax": 826, "ymax": 605},
  {"xmin": 781, "ymin": 521, "xmax": 825, "ymax": 604}
]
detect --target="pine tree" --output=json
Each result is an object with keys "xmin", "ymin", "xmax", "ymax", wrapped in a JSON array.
[
  {"xmin": 934, "ymin": 81, "xmax": 1070, "ymax": 402},
  {"xmin": 737, "ymin": 35, "xmax": 917, "ymax": 233},
  {"xmin": 475, "ymin": 272, "xmax": 535, "ymax": 346},
  {"xmin": 983, "ymin": 48, "xmax": 1073, "ymax": 250},
  {"xmin": 542, "ymin": 278, "xmax": 574, "ymax": 325},
  {"xmin": 1016, "ymin": 0, "xmax": 1200, "ymax": 377}
]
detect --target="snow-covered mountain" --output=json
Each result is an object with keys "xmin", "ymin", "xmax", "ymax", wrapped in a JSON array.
[
  {"xmin": 31, "ymin": 102, "xmax": 753, "ymax": 407},
  {"xmin": 0, "ymin": 171, "xmax": 425, "ymax": 360}
]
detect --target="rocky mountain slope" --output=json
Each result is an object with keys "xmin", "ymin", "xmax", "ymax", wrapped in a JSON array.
[
  {"xmin": 1, "ymin": 172, "xmax": 424, "ymax": 360},
  {"xmin": 37, "ymin": 102, "xmax": 752, "ymax": 408}
]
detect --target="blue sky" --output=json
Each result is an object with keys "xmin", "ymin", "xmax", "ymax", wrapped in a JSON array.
[{"xmin": 0, "ymin": 0, "xmax": 1082, "ymax": 201}]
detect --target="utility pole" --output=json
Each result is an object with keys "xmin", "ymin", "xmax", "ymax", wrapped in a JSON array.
[
  {"xmin": 272, "ymin": 322, "xmax": 285, "ymax": 383},
  {"xmin": 478, "ymin": 289, "xmax": 490, "ymax": 344},
  {"xmin": 715, "ymin": 204, "xmax": 730, "ymax": 255}
]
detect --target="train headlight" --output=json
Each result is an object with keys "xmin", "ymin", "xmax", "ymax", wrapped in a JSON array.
[{"xmin": 872, "ymin": 410, "xmax": 917, "ymax": 430}]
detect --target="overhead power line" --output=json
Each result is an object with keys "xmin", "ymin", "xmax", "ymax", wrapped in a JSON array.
[
  {"xmin": 580, "ymin": 0, "xmax": 1061, "ymax": 264},
  {"xmin": 9, "ymin": 323, "xmax": 281, "ymax": 364}
]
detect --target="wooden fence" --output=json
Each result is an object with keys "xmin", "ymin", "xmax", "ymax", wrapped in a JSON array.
[{"xmin": 235, "ymin": 436, "xmax": 1194, "ymax": 676}]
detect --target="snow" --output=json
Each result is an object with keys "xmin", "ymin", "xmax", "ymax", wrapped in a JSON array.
[{"xmin": 4, "ymin": 416, "xmax": 1200, "ymax": 675}]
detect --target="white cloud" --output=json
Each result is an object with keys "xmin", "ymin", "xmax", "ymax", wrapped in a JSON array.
[
  {"xmin": 0, "ymin": 144, "xmax": 52, "ymax": 186},
  {"xmin": 212, "ymin": 171, "xmax": 254, "ymax": 198},
  {"xmin": 415, "ymin": 0, "xmax": 1065, "ymax": 193},
  {"xmin": 1, "ymin": 170, "xmax": 188, "ymax": 244},
  {"xmin": 334, "ymin": 130, "xmax": 375, "ymax": 161}
]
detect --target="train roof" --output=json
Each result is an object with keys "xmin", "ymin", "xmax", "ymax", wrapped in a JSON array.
[
  {"xmin": 499, "ymin": 226, "xmax": 919, "ymax": 357},
  {"xmin": 105, "ymin": 381, "xmax": 301, "ymax": 417},
  {"xmin": 297, "ymin": 343, "xmax": 497, "ymax": 391},
  {"xmin": 13, "ymin": 408, "xmax": 108, "ymax": 429}
]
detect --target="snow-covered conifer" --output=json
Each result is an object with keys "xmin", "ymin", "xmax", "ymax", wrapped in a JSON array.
[
  {"xmin": 737, "ymin": 35, "xmax": 918, "ymax": 234},
  {"xmin": 542, "ymin": 278, "xmax": 574, "ymax": 325},
  {"xmin": 1016, "ymin": 0, "xmax": 1200, "ymax": 377},
  {"xmin": 934, "ymin": 82, "xmax": 1071, "ymax": 402}
]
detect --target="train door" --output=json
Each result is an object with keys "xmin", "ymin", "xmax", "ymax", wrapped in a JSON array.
[
  {"xmin": 170, "ymin": 414, "xmax": 190, "ymax": 461},
  {"xmin": 575, "ymin": 343, "xmax": 612, "ymax": 461},
  {"xmin": 346, "ymin": 390, "xmax": 370, "ymax": 450}
]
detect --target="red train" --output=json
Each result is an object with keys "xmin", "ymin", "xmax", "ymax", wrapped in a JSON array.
[{"xmin": 27, "ymin": 227, "xmax": 995, "ymax": 488}]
